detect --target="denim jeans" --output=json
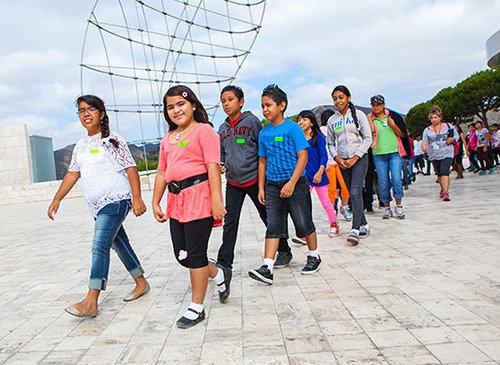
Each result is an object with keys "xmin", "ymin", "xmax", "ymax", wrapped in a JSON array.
[
  {"xmin": 339, "ymin": 155, "xmax": 368, "ymax": 230},
  {"xmin": 265, "ymin": 176, "xmax": 315, "ymax": 239},
  {"xmin": 408, "ymin": 157, "xmax": 415, "ymax": 183},
  {"xmin": 217, "ymin": 182, "xmax": 291, "ymax": 269},
  {"xmin": 372, "ymin": 152, "xmax": 404, "ymax": 204},
  {"xmin": 90, "ymin": 200, "xmax": 145, "ymax": 290}
]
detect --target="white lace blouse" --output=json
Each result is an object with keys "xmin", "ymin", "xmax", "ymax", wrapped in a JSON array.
[{"xmin": 68, "ymin": 132, "xmax": 136, "ymax": 218}]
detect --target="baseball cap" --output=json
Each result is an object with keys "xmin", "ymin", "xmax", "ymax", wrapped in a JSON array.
[{"xmin": 370, "ymin": 95, "xmax": 385, "ymax": 104}]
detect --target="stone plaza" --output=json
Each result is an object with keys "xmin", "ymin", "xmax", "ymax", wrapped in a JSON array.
[{"xmin": 0, "ymin": 171, "xmax": 499, "ymax": 364}]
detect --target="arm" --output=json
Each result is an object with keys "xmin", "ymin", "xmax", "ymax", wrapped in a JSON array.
[
  {"xmin": 313, "ymin": 136, "xmax": 328, "ymax": 183},
  {"xmin": 484, "ymin": 131, "xmax": 491, "ymax": 152},
  {"xmin": 460, "ymin": 133, "xmax": 469, "ymax": 156},
  {"xmin": 280, "ymin": 149, "xmax": 307, "ymax": 198},
  {"xmin": 366, "ymin": 112, "xmax": 376, "ymax": 134},
  {"xmin": 327, "ymin": 119, "xmax": 347, "ymax": 169},
  {"xmin": 207, "ymin": 163, "xmax": 226, "ymax": 220},
  {"xmin": 125, "ymin": 166, "xmax": 146, "ymax": 217},
  {"xmin": 351, "ymin": 111, "xmax": 372, "ymax": 164},
  {"xmin": 258, "ymin": 156, "xmax": 267, "ymax": 205},
  {"xmin": 219, "ymin": 137, "xmax": 226, "ymax": 174},
  {"xmin": 152, "ymin": 170, "xmax": 168, "ymax": 223},
  {"xmin": 387, "ymin": 116, "xmax": 405, "ymax": 137},
  {"xmin": 47, "ymin": 171, "xmax": 80, "ymax": 220}
]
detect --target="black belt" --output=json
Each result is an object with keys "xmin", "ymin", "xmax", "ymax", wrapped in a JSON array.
[{"xmin": 167, "ymin": 173, "xmax": 208, "ymax": 194}]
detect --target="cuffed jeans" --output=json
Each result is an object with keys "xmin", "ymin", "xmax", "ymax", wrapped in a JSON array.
[
  {"xmin": 90, "ymin": 200, "xmax": 145, "ymax": 290},
  {"xmin": 372, "ymin": 152, "xmax": 404, "ymax": 204},
  {"xmin": 339, "ymin": 155, "xmax": 368, "ymax": 230},
  {"xmin": 217, "ymin": 182, "xmax": 291, "ymax": 269}
]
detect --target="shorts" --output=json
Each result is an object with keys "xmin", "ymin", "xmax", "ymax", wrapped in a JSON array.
[
  {"xmin": 169, "ymin": 216, "xmax": 213, "ymax": 268},
  {"xmin": 265, "ymin": 176, "xmax": 316, "ymax": 239},
  {"xmin": 431, "ymin": 157, "xmax": 453, "ymax": 177}
]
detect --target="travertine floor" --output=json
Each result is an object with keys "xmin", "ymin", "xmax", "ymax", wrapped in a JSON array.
[{"xmin": 0, "ymin": 170, "xmax": 499, "ymax": 364}]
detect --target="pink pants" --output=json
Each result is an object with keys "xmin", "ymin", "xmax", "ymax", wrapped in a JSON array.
[{"xmin": 310, "ymin": 185, "xmax": 337, "ymax": 223}]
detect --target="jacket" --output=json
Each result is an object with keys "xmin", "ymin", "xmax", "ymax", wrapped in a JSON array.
[{"xmin": 370, "ymin": 109, "xmax": 412, "ymax": 159}]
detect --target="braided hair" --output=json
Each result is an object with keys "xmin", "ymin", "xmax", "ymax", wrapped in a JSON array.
[
  {"xmin": 332, "ymin": 85, "xmax": 359, "ymax": 130},
  {"xmin": 76, "ymin": 95, "xmax": 119, "ymax": 148}
]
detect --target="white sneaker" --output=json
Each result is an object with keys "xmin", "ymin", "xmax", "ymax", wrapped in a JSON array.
[
  {"xmin": 359, "ymin": 225, "xmax": 370, "ymax": 239},
  {"xmin": 395, "ymin": 206, "xmax": 405, "ymax": 219}
]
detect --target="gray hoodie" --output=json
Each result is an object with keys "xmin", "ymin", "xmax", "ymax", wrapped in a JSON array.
[{"xmin": 218, "ymin": 111, "xmax": 262, "ymax": 184}]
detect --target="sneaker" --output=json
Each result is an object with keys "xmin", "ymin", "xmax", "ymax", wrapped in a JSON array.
[
  {"xmin": 395, "ymin": 206, "xmax": 406, "ymax": 219},
  {"xmin": 218, "ymin": 266, "xmax": 232, "ymax": 304},
  {"xmin": 439, "ymin": 189, "xmax": 444, "ymax": 198},
  {"xmin": 442, "ymin": 192, "xmax": 450, "ymax": 201},
  {"xmin": 301, "ymin": 256, "xmax": 322, "ymax": 275},
  {"xmin": 359, "ymin": 225, "xmax": 370, "ymax": 239},
  {"xmin": 347, "ymin": 230, "xmax": 360, "ymax": 245},
  {"xmin": 479, "ymin": 170, "xmax": 486, "ymax": 175},
  {"xmin": 176, "ymin": 308, "xmax": 206, "ymax": 329},
  {"xmin": 489, "ymin": 168, "xmax": 494, "ymax": 174},
  {"xmin": 292, "ymin": 237, "xmax": 307, "ymax": 245},
  {"xmin": 383, "ymin": 208, "xmax": 393, "ymax": 219},
  {"xmin": 248, "ymin": 265, "xmax": 273, "ymax": 284},
  {"xmin": 328, "ymin": 222, "xmax": 340, "ymax": 237},
  {"xmin": 274, "ymin": 251, "xmax": 293, "ymax": 269},
  {"xmin": 340, "ymin": 206, "xmax": 352, "ymax": 221}
]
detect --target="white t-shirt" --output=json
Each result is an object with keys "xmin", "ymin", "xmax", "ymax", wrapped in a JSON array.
[
  {"xmin": 68, "ymin": 132, "xmax": 136, "ymax": 218},
  {"xmin": 413, "ymin": 140, "xmax": 423, "ymax": 156}
]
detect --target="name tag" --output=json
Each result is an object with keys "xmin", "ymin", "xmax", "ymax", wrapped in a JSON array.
[
  {"xmin": 236, "ymin": 139, "xmax": 245, "ymax": 144},
  {"xmin": 178, "ymin": 140, "xmax": 189, "ymax": 148},
  {"xmin": 274, "ymin": 137, "xmax": 283, "ymax": 142},
  {"xmin": 335, "ymin": 125, "xmax": 342, "ymax": 130},
  {"xmin": 90, "ymin": 149, "xmax": 100, "ymax": 154}
]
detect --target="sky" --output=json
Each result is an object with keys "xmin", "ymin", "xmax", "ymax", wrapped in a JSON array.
[{"xmin": 0, "ymin": 0, "xmax": 499, "ymax": 149}]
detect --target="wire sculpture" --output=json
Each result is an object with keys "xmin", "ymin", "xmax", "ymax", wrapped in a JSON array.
[{"xmin": 80, "ymin": 0, "xmax": 266, "ymax": 157}]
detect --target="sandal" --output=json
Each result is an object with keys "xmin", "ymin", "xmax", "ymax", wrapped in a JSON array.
[{"xmin": 176, "ymin": 308, "xmax": 205, "ymax": 329}]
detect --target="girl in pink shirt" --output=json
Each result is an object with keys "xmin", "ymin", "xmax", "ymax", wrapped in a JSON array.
[{"xmin": 152, "ymin": 86, "xmax": 227, "ymax": 329}]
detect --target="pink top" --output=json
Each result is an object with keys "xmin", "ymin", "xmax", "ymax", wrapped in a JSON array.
[{"xmin": 158, "ymin": 123, "xmax": 220, "ymax": 223}]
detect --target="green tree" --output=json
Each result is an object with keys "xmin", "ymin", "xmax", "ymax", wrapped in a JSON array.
[
  {"xmin": 454, "ymin": 67, "xmax": 500, "ymax": 127},
  {"xmin": 405, "ymin": 101, "xmax": 432, "ymax": 136}
]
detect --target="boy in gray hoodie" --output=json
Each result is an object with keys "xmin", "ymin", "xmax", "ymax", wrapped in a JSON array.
[{"xmin": 216, "ymin": 86, "xmax": 292, "ymax": 299}]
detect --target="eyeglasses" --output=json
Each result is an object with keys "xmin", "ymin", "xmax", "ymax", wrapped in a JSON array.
[{"xmin": 77, "ymin": 107, "xmax": 99, "ymax": 115}]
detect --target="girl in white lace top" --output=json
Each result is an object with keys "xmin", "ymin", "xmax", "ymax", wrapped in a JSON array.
[{"xmin": 48, "ymin": 95, "xmax": 150, "ymax": 318}]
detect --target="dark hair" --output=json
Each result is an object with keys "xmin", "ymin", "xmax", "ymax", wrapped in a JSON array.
[
  {"xmin": 298, "ymin": 110, "xmax": 321, "ymax": 148},
  {"xmin": 75, "ymin": 95, "xmax": 119, "ymax": 148},
  {"xmin": 262, "ymin": 84, "xmax": 287, "ymax": 112},
  {"xmin": 221, "ymin": 85, "xmax": 244, "ymax": 100},
  {"xmin": 162, "ymin": 85, "xmax": 211, "ymax": 131},
  {"xmin": 452, "ymin": 123, "xmax": 463, "ymax": 135},
  {"xmin": 332, "ymin": 85, "xmax": 359, "ymax": 129},
  {"xmin": 492, "ymin": 123, "xmax": 499, "ymax": 128},
  {"xmin": 468, "ymin": 123, "xmax": 476, "ymax": 129},
  {"xmin": 320, "ymin": 109, "xmax": 335, "ymax": 127},
  {"xmin": 475, "ymin": 120, "xmax": 483, "ymax": 126}
]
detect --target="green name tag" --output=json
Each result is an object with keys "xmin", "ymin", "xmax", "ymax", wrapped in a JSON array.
[
  {"xmin": 335, "ymin": 126, "xmax": 342, "ymax": 130},
  {"xmin": 274, "ymin": 136, "xmax": 283, "ymax": 142},
  {"xmin": 178, "ymin": 140, "xmax": 189, "ymax": 148},
  {"xmin": 90, "ymin": 149, "xmax": 100, "ymax": 153},
  {"xmin": 236, "ymin": 139, "xmax": 245, "ymax": 144}
]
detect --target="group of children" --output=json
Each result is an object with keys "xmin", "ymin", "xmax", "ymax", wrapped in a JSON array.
[{"xmin": 49, "ymin": 83, "xmax": 376, "ymax": 329}]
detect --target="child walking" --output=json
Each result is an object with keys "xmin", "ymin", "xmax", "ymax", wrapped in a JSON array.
[
  {"xmin": 152, "ymin": 85, "xmax": 228, "ymax": 329},
  {"xmin": 216, "ymin": 85, "xmax": 292, "ymax": 289},
  {"xmin": 48, "ymin": 95, "xmax": 150, "ymax": 318},
  {"xmin": 298, "ymin": 110, "xmax": 339, "ymax": 237},
  {"xmin": 326, "ymin": 85, "xmax": 372, "ymax": 245},
  {"xmin": 248, "ymin": 85, "xmax": 321, "ymax": 285}
]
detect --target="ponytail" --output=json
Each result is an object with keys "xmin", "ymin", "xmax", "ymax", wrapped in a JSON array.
[
  {"xmin": 348, "ymin": 101, "xmax": 359, "ymax": 129},
  {"xmin": 100, "ymin": 114, "xmax": 119, "ymax": 148},
  {"xmin": 76, "ymin": 95, "xmax": 119, "ymax": 148}
]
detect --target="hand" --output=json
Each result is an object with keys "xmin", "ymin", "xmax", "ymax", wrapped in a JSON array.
[
  {"xmin": 466, "ymin": 150, "xmax": 470, "ymax": 156},
  {"xmin": 313, "ymin": 170, "xmax": 323, "ymax": 184},
  {"xmin": 153, "ymin": 204, "xmax": 167, "ymax": 223},
  {"xmin": 219, "ymin": 162, "xmax": 226, "ymax": 174},
  {"xmin": 258, "ymin": 188, "xmax": 266, "ymax": 205},
  {"xmin": 47, "ymin": 200, "xmax": 60, "ymax": 220},
  {"xmin": 387, "ymin": 116, "xmax": 395, "ymax": 126},
  {"xmin": 132, "ymin": 198, "xmax": 147, "ymax": 217},
  {"xmin": 484, "ymin": 146, "xmax": 488, "ymax": 153},
  {"xmin": 446, "ymin": 137, "xmax": 455, "ymax": 145},
  {"xmin": 325, "ymin": 164, "xmax": 330, "ymax": 172},
  {"xmin": 211, "ymin": 201, "xmax": 226, "ymax": 221},
  {"xmin": 337, "ymin": 158, "xmax": 349, "ymax": 170},
  {"xmin": 280, "ymin": 181, "xmax": 296, "ymax": 198},
  {"xmin": 344, "ymin": 156, "xmax": 359, "ymax": 169}
]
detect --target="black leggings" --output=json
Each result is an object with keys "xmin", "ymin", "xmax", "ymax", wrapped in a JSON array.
[{"xmin": 170, "ymin": 217, "xmax": 213, "ymax": 269}]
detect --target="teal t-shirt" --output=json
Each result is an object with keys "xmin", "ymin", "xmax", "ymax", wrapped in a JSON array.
[{"xmin": 373, "ymin": 116, "xmax": 398, "ymax": 155}]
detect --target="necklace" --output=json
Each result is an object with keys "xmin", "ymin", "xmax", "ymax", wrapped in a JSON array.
[{"xmin": 175, "ymin": 122, "xmax": 196, "ymax": 140}]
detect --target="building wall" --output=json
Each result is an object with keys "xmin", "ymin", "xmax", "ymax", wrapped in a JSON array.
[{"xmin": 486, "ymin": 29, "xmax": 500, "ymax": 68}]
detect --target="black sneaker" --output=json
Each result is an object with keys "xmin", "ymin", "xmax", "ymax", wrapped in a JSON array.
[
  {"xmin": 248, "ymin": 265, "xmax": 273, "ymax": 284},
  {"xmin": 274, "ymin": 251, "xmax": 293, "ymax": 269},
  {"xmin": 301, "ymin": 256, "xmax": 322, "ymax": 275},
  {"xmin": 176, "ymin": 308, "xmax": 205, "ymax": 329},
  {"xmin": 218, "ymin": 266, "xmax": 232, "ymax": 304}
]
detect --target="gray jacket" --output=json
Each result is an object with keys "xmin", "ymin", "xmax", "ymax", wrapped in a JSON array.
[
  {"xmin": 327, "ymin": 108, "xmax": 372, "ymax": 160},
  {"xmin": 218, "ymin": 111, "xmax": 262, "ymax": 184}
]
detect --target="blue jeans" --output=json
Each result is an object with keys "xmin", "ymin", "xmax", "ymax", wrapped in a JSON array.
[
  {"xmin": 408, "ymin": 157, "xmax": 415, "ymax": 183},
  {"xmin": 373, "ymin": 152, "xmax": 404, "ymax": 204},
  {"xmin": 90, "ymin": 200, "xmax": 145, "ymax": 290}
]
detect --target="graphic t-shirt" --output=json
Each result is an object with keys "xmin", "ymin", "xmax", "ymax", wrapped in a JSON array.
[
  {"xmin": 373, "ymin": 116, "xmax": 398, "ymax": 155},
  {"xmin": 422, "ymin": 123, "xmax": 458, "ymax": 160},
  {"xmin": 476, "ymin": 128, "xmax": 489, "ymax": 148},
  {"xmin": 258, "ymin": 119, "xmax": 309, "ymax": 181},
  {"xmin": 492, "ymin": 130, "xmax": 500, "ymax": 148}
]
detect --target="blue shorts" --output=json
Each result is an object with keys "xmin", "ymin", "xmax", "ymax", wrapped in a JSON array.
[{"xmin": 265, "ymin": 176, "xmax": 316, "ymax": 239}]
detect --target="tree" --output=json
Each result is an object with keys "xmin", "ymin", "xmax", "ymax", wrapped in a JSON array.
[
  {"xmin": 405, "ymin": 101, "xmax": 432, "ymax": 136},
  {"xmin": 431, "ymin": 87, "xmax": 473, "ymax": 125},
  {"xmin": 454, "ymin": 67, "xmax": 500, "ymax": 127}
]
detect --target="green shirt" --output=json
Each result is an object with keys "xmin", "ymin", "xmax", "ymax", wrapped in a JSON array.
[{"xmin": 373, "ymin": 116, "xmax": 398, "ymax": 155}]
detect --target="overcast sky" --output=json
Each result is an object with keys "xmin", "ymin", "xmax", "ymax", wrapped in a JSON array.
[{"xmin": 1, "ymin": 0, "xmax": 498, "ymax": 149}]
